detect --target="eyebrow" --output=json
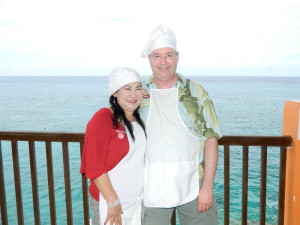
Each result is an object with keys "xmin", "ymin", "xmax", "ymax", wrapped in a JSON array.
[{"xmin": 152, "ymin": 51, "xmax": 176, "ymax": 56}]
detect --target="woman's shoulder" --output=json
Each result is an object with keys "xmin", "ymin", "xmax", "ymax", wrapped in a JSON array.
[
  {"xmin": 89, "ymin": 108, "xmax": 112, "ymax": 124},
  {"xmin": 93, "ymin": 107, "xmax": 112, "ymax": 116},
  {"xmin": 97, "ymin": 107, "xmax": 112, "ymax": 115}
]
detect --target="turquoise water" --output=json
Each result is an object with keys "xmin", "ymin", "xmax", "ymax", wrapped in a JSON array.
[{"xmin": 0, "ymin": 75, "xmax": 299, "ymax": 224}]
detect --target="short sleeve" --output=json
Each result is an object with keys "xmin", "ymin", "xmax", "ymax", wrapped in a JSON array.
[{"xmin": 201, "ymin": 95, "xmax": 223, "ymax": 140}]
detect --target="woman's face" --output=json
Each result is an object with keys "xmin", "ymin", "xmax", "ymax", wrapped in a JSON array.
[{"xmin": 114, "ymin": 81, "xmax": 143, "ymax": 116}]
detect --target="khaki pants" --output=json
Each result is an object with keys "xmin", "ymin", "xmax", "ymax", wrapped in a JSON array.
[
  {"xmin": 142, "ymin": 198, "xmax": 218, "ymax": 225},
  {"xmin": 141, "ymin": 180, "xmax": 218, "ymax": 225}
]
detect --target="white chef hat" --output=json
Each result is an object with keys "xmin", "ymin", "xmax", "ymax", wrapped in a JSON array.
[
  {"xmin": 108, "ymin": 67, "xmax": 141, "ymax": 95},
  {"xmin": 140, "ymin": 24, "xmax": 178, "ymax": 58}
]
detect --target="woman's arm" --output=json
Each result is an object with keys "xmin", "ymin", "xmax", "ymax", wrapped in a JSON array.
[{"xmin": 94, "ymin": 173, "xmax": 123, "ymax": 225}]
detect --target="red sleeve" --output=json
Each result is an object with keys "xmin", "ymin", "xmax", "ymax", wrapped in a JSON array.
[{"xmin": 80, "ymin": 108, "xmax": 113, "ymax": 179}]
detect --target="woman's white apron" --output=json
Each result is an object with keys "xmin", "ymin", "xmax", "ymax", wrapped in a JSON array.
[
  {"xmin": 144, "ymin": 88, "xmax": 200, "ymax": 207},
  {"xmin": 99, "ymin": 122, "xmax": 146, "ymax": 225}
]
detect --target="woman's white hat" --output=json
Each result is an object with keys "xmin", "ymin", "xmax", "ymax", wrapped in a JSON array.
[
  {"xmin": 108, "ymin": 67, "xmax": 141, "ymax": 95},
  {"xmin": 140, "ymin": 24, "xmax": 177, "ymax": 58}
]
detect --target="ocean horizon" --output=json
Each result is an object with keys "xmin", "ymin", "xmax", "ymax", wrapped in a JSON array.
[{"xmin": 1, "ymin": 75, "xmax": 299, "ymax": 224}]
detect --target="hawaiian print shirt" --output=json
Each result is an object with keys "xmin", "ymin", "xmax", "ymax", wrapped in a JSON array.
[{"xmin": 139, "ymin": 73, "xmax": 222, "ymax": 178}]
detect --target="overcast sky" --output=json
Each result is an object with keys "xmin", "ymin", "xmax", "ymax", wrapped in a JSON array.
[{"xmin": 0, "ymin": 0, "xmax": 299, "ymax": 76}]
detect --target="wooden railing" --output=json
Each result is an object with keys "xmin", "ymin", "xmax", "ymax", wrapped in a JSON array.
[
  {"xmin": 0, "ymin": 131, "xmax": 292, "ymax": 225},
  {"xmin": 219, "ymin": 135, "xmax": 292, "ymax": 225},
  {"xmin": 0, "ymin": 131, "xmax": 86, "ymax": 225}
]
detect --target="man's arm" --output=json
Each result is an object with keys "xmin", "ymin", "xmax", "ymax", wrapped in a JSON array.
[{"xmin": 197, "ymin": 137, "xmax": 218, "ymax": 213}]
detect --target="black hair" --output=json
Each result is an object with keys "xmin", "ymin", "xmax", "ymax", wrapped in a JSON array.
[{"xmin": 109, "ymin": 95, "xmax": 146, "ymax": 141}]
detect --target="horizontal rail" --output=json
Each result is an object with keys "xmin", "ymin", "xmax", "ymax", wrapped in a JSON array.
[
  {"xmin": 219, "ymin": 135, "xmax": 292, "ymax": 146},
  {"xmin": 0, "ymin": 131, "xmax": 84, "ymax": 142},
  {"xmin": 0, "ymin": 131, "xmax": 292, "ymax": 147}
]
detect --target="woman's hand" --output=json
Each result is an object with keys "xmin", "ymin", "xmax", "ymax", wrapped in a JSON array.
[
  {"xmin": 104, "ymin": 204, "xmax": 123, "ymax": 225},
  {"xmin": 93, "ymin": 174, "xmax": 123, "ymax": 224}
]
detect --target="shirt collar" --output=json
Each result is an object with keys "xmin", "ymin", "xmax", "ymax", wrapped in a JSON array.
[{"xmin": 144, "ymin": 73, "xmax": 186, "ymax": 88}]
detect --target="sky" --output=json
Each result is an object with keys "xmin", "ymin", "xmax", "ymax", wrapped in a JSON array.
[{"xmin": 0, "ymin": 0, "xmax": 300, "ymax": 76}]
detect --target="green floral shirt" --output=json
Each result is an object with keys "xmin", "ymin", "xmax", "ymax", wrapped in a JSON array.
[{"xmin": 139, "ymin": 73, "xmax": 222, "ymax": 177}]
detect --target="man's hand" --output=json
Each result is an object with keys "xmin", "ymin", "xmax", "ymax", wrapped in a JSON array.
[{"xmin": 197, "ymin": 186, "xmax": 214, "ymax": 214}]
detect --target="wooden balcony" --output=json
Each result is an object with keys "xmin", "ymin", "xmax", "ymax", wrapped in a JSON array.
[{"xmin": 0, "ymin": 131, "xmax": 292, "ymax": 225}]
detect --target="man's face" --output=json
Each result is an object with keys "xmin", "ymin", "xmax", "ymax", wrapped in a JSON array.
[{"xmin": 148, "ymin": 47, "xmax": 179, "ymax": 82}]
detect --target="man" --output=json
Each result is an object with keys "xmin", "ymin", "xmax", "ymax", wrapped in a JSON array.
[{"xmin": 139, "ymin": 24, "xmax": 222, "ymax": 225}]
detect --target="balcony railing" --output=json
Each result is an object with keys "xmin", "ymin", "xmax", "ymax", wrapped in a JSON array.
[{"xmin": 0, "ymin": 131, "xmax": 292, "ymax": 225}]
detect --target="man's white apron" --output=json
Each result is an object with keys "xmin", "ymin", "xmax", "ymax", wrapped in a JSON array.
[
  {"xmin": 99, "ymin": 122, "xmax": 145, "ymax": 225},
  {"xmin": 144, "ymin": 88, "xmax": 200, "ymax": 207}
]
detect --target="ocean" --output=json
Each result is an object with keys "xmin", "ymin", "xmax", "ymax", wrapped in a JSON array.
[{"xmin": 0, "ymin": 75, "xmax": 299, "ymax": 225}]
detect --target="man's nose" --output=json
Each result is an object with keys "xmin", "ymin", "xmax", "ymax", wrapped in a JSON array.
[{"xmin": 161, "ymin": 56, "xmax": 167, "ymax": 65}]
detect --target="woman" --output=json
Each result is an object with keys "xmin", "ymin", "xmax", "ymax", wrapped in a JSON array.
[{"xmin": 80, "ymin": 67, "xmax": 146, "ymax": 225}]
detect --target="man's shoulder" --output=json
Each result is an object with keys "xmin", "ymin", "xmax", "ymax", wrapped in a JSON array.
[{"xmin": 178, "ymin": 74, "xmax": 207, "ymax": 98}]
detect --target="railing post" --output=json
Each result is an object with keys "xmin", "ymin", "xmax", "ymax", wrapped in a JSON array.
[
  {"xmin": 0, "ymin": 141, "xmax": 8, "ymax": 225},
  {"xmin": 283, "ymin": 100, "xmax": 300, "ymax": 225}
]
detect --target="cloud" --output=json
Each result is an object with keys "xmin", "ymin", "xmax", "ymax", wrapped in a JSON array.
[{"xmin": 0, "ymin": 0, "xmax": 300, "ymax": 76}]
